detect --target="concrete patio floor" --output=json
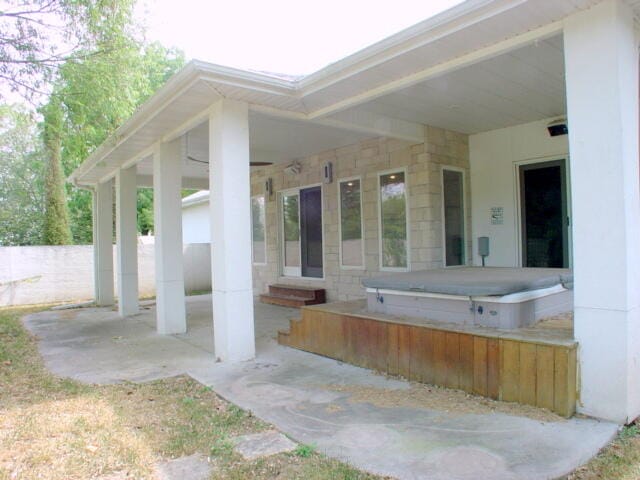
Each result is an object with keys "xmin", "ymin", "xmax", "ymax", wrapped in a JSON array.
[{"xmin": 23, "ymin": 294, "xmax": 618, "ymax": 480}]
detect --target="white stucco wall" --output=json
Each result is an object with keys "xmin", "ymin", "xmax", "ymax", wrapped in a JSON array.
[
  {"xmin": 182, "ymin": 202, "xmax": 211, "ymax": 244},
  {"xmin": 0, "ymin": 242, "xmax": 212, "ymax": 306},
  {"xmin": 469, "ymin": 118, "xmax": 569, "ymax": 267}
]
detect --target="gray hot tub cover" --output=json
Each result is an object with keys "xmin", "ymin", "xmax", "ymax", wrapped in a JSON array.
[{"xmin": 362, "ymin": 267, "xmax": 573, "ymax": 297}]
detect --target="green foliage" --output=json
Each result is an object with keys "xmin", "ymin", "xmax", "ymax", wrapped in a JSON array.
[
  {"xmin": 251, "ymin": 197, "xmax": 266, "ymax": 242},
  {"xmin": 42, "ymin": 36, "xmax": 184, "ymax": 243},
  {"xmin": 0, "ymin": 104, "xmax": 46, "ymax": 245},
  {"xmin": 41, "ymin": 98, "xmax": 72, "ymax": 245},
  {"xmin": 4, "ymin": 0, "xmax": 184, "ymax": 245},
  {"xmin": 340, "ymin": 181, "xmax": 362, "ymax": 241},
  {"xmin": 380, "ymin": 180, "xmax": 407, "ymax": 268},
  {"xmin": 293, "ymin": 443, "xmax": 316, "ymax": 458},
  {"xmin": 1, "ymin": 0, "xmax": 137, "ymax": 101},
  {"xmin": 137, "ymin": 189, "xmax": 154, "ymax": 236},
  {"xmin": 283, "ymin": 194, "xmax": 300, "ymax": 241}
]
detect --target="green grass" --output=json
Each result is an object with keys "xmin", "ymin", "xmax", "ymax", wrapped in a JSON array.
[
  {"xmin": 293, "ymin": 444, "xmax": 316, "ymax": 458},
  {"xmin": 566, "ymin": 422, "xmax": 640, "ymax": 480}
]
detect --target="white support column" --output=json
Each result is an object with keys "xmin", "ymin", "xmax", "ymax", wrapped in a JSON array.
[
  {"xmin": 564, "ymin": 0, "xmax": 640, "ymax": 423},
  {"xmin": 153, "ymin": 140, "xmax": 186, "ymax": 334},
  {"xmin": 92, "ymin": 190, "xmax": 99, "ymax": 302},
  {"xmin": 209, "ymin": 99, "xmax": 255, "ymax": 362},
  {"xmin": 115, "ymin": 166, "xmax": 139, "ymax": 316},
  {"xmin": 94, "ymin": 179, "xmax": 114, "ymax": 306}
]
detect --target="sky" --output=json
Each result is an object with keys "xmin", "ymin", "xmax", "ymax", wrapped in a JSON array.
[{"xmin": 134, "ymin": 0, "xmax": 465, "ymax": 76}]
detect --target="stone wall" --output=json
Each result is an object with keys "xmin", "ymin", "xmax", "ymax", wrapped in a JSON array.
[{"xmin": 250, "ymin": 126, "xmax": 470, "ymax": 302}]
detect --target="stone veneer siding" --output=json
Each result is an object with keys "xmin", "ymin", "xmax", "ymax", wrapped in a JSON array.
[{"xmin": 250, "ymin": 126, "xmax": 470, "ymax": 302}]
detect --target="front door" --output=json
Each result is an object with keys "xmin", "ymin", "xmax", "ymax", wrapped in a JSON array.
[
  {"xmin": 300, "ymin": 186, "xmax": 323, "ymax": 278},
  {"xmin": 281, "ymin": 186, "xmax": 323, "ymax": 278},
  {"xmin": 519, "ymin": 160, "xmax": 569, "ymax": 268}
]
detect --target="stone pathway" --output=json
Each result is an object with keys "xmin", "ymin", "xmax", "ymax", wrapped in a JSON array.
[{"xmin": 232, "ymin": 430, "xmax": 298, "ymax": 460}]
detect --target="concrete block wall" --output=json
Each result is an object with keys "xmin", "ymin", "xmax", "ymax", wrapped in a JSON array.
[
  {"xmin": 0, "ymin": 241, "xmax": 212, "ymax": 306},
  {"xmin": 250, "ymin": 126, "xmax": 470, "ymax": 302}
]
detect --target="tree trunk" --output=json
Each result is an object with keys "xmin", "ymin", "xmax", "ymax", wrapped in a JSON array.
[{"xmin": 42, "ymin": 100, "xmax": 72, "ymax": 245}]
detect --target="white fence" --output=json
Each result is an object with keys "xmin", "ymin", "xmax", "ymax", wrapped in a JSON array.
[{"xmin": 0, "ymin": 242, "xmax": 212, "ymax": 307}]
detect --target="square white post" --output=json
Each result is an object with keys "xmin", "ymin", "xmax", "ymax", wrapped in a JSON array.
[
  {"xmin": 94, "ymin": 179, "xmax": 114, "ymax": 306},
  {"xmin": 153, "ymin": 140, "xmax": 186, "ymax": 334},
  {"xmin": 92, "ymin": 190, "xmax": 99, "ymax": 302},
  {"xmin": 115, "ymin": 165, "xmax": 139, "ymax": 316},
  {"xmin": 209, "ymin": 99, "xmax": 255, "ymax": 362},
  {"xmin": 564, "ymin": 0, "xmax": 640, "ymax": 423}
]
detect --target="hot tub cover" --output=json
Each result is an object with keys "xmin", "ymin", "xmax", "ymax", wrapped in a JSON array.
[{"xmin": 362, "ymin": 267, "xmax": 573, "ymax": 297}]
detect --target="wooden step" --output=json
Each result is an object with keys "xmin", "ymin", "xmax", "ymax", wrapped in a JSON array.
[
  {"xmin": 260, "ymin": 284, "xmax": 326, "ymax": 307},
  {"xmin": 268, "ymin": 284, "xmax": 326, "ymax": 303},
  {"xmin": 260, "ymin": 294, "xmax": 314, "ymax": 308}
]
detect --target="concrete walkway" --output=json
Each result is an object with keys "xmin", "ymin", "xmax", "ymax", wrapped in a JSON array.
[{"xmin": 23, "ymin": 295, "xmax": 618, "ymax": 480}]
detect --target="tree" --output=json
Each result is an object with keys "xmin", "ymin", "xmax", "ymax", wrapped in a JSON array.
[
  {"xmin": 0, "ymin": 104, "xmax": 46, "ymax": 245},
  {"xmin": 41, "ymin": 96, "xmax": 72, "ymax": 244},
  {"xmin": 0, "ymin": 0, "xmax": 138, "ymax": 102},
  {"xmin": 47, "ymin": 40, "xmax": 185, "ymax": 243}
]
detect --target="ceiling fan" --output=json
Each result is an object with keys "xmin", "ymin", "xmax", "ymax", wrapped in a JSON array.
[
  {"xmin": 185, "ymin": 132, "xmax": 272, "ymax": 167},
  {"xmin": 187, "ymin": 155, "xmax": 272, "ymax": 167}
]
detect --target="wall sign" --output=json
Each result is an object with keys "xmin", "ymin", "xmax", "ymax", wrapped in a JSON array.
[{"xmin": 490, "ymin": 207, "xmax": 504, "ymax": 225}]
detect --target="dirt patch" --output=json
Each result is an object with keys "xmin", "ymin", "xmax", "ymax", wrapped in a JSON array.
[
  {"xmin": 533, "ymin": 311, "xmax": 573, "ymax": 332},
  {"xmin": 0, "ymin": 396, "xmax": 155, "ymax": 480},
  {"xmin": 326, "ymin": 382, "xmax": 565, "ymax": 423}
]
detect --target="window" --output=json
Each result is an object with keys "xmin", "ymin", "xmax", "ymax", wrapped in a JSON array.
[
  {"xmin": 442, "ymin": 168, "xmax": 465, "ymax": 266},
  {"xmin": 379, "ymin": 171, "xmax": 408, "ymax": 269},
  {"xmin": 251, "ymin": 196, "xmax": 267, "ymax": 264},
  {"xmin": 339, "ymin": 178, "xmax": 363, "ymax": 268},
  {"xmin": 282, "ymin": 192, "xmax": 300, "ymax": 273}
]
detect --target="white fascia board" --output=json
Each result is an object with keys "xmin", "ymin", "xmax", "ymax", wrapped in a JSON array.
[
  {"xmin": 195, "ymin": 61, "xmax": 297, "ymax": 96},
  {"xmin": 307, "ymin": 20, "xmax": 564, "ymax": 120}
]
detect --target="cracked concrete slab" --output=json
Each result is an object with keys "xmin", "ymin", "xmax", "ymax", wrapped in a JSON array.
[{"xmin": 23, "ymin": 295, "xmax": 618, "ymax": 480}]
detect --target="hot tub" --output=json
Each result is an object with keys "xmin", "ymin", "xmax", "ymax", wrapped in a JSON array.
[{"xmin": 362, "ymin": 267, "xmax": 573, "ymax": 329}]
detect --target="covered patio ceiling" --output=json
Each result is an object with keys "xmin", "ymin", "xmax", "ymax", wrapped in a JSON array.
[{"xmin": 70, "ymin": 0, "xmax": 623, "ymax": 187}]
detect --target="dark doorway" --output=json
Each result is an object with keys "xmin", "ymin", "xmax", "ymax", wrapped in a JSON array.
[
  {"xmin": 443, "ymin": 169, "xmax": 465, "ymax": 266},
  {"xmin": 300, "ymin": 186, "xmax": 323, "ymax": 278},
  {"xmin": 520, "ymin": 160, "xmax": 568, "ymax": 268}
]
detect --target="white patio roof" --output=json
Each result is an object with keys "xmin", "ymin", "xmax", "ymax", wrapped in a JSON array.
[{"xmin": 70, "ymin": 0, "xmax": 639, "ymax": 187}]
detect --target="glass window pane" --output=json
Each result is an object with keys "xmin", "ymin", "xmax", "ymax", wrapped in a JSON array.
[
  {"xmin": 443, "ymin": 170, "xmax": 465, "ymax": 266},
  {"xmin": 379, "ymin": 172, "xmax": 407, "ymax": 268},
  {"xmin": 251, "ymin": 196, "xmax": 266, "ymax": 264},
  {"xmin": 340, "ymin": 179, "xmax": 363, "ymax": 267},
  {"xmin": 282, "ymin": 194, "xmax": 300, "ymax": 267}
]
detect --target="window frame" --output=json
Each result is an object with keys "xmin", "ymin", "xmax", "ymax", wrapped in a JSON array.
[
  {"xmin": 337, "ymin": 175, "xmax": 365, "ymax": 270},
  {"xmin": 377, "ymin": 168, "xmax": 410, "ymax": 272}
]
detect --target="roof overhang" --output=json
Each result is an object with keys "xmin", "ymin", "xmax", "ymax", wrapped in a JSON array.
[{"xmin": 71, "ymin": 0, "xmax": 635, "ymax": 187}]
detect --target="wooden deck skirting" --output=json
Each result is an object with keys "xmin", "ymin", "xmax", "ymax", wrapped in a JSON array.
[{"xmin": 278, "ymin": 302, "xmax": 577, "ymax": 417}]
